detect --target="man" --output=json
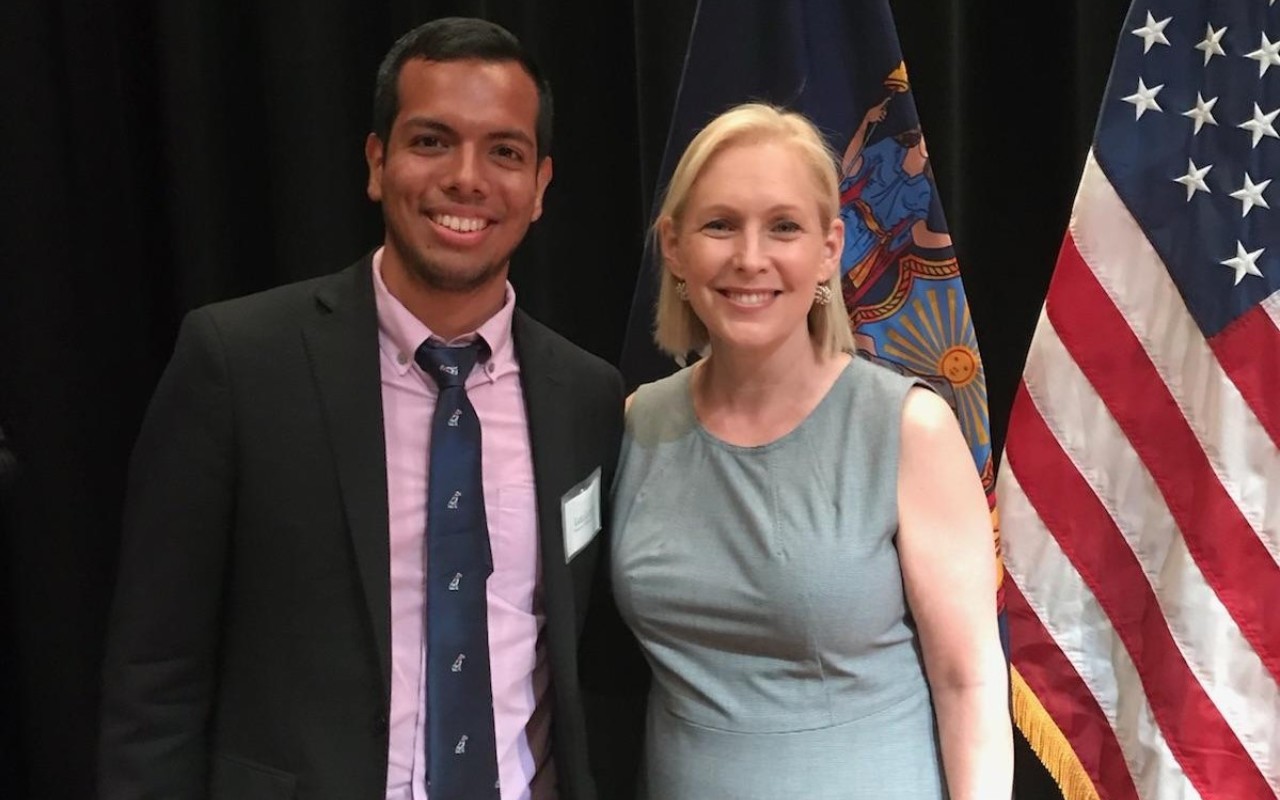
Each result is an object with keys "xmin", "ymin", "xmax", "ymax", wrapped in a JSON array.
[{"xmin": 99, "ymin": 17, "xmax": 638, "ymax": 800}]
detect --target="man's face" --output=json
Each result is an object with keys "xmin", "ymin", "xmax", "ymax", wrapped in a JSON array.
[{"xmin": 365, "ymin": 58, "xmax": 552, "ymax": 293}]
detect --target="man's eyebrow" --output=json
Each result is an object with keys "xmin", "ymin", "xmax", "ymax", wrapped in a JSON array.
[
  {"xmin": 401, "ymin": 117, "xmax": 456, "ymax": 136},
  {"xmin": 487, "ymin": 129, "xmax": 536, "ymax": 149},
  {"xmin": 398, "ymin": 118, "xmax": 535, "ymax": 150}
]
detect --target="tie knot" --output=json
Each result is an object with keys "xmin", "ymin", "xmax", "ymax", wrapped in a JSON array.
[{"xmin": 414, "ymin": 340, "xmax": 486, "ymax": 389}]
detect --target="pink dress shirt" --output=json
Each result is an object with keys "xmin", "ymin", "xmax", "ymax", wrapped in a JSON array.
[{"xmin": 373, "ymin": 251, "xmax": 554, "ymax": 800}]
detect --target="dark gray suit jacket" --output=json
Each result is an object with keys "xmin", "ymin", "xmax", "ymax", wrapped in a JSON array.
[{"xmin": 99, "ymin": 256, "xmax": 639, "ymax": 799}]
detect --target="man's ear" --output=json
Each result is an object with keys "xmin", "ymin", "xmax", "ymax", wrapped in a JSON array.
[
  {"xmin": 364, "ymin": 133, "xmax": 386, "ymax": 202},
  {"xmin": 530, "ymin": 156, "xmax": 553, "ymax": 222}
]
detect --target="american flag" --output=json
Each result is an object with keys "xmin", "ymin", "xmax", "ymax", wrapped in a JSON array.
[{"xmin": 998, "ymin": 1, "xmax": 1280, "ymax": 798}]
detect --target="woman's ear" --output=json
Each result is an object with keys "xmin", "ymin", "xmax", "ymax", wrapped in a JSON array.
[
  {"xmin": 821, "ymin": 216, "xmax": 845, "ymax": 282},
  {"xmin": 658, "ymin": 217, "xmax": 683, "ymax": 279}
]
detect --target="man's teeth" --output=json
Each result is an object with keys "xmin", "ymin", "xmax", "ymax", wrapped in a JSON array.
[
  {"xmin": 433, "ymin": 214, "xmax": 489, "ymax": 232},
  {"xmin": 722, "ymin": 291, "xmax": 773, "ymax": 306}
]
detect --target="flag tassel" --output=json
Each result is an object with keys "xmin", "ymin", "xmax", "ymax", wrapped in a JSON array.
[{"xmin": 1011, "ymin": 667, "xmax": 1100, "ymax": 800}]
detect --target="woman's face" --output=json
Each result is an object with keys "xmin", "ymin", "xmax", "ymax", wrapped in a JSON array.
[{"xmin": 662, "ymin": 140, "xmax": 842, "ymax": 357}]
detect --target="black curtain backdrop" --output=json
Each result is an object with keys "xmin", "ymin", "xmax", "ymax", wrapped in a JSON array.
[{"xmin": 0, "ymin": 1, "xmax": 1130, "ymax": 797}]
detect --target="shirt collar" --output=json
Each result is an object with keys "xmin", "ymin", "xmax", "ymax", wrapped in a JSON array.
[{"xmin": 371, "ymin": 247, "xmax": 517, "ymax": 383}]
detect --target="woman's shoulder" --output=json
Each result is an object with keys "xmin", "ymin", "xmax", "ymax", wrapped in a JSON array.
[
  {"xmin": 624, "ymin": 365, "xmax": 697, "ymax": 443},
  {"xmin": 628, "ymin": 364, "xmax": 694, "ymax": 412},
  {"xmin": 844, "ymin": 353, "xmax": 934, "ymax": 404}
]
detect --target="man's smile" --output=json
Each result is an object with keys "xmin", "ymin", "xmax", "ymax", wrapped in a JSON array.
[{"xmin": 429, "ymin": 212, "xmax": 492, "ymax": 233}]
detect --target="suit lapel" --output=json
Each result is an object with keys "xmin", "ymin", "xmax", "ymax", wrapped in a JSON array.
[
  {"xmin": 301, "ymin": 257, "xmax": 392, "ymax": 696},
  {"xmin": 513, "ymin": 312, "xmax": 579, "ymax": 626},
  {"xmin": 515, "ymin": 311, "xmax": 620, "ymax": 798},
  {"xmin": 512, "ymin": 307, "xmax": 573, "ymax": 573}
]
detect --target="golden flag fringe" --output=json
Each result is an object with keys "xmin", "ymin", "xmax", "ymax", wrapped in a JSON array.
[{"xmin": 1011, "ymin": 667, "xmax": 1101, "ymax": 800}]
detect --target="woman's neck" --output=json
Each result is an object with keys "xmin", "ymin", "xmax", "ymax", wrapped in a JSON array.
[{"xmin": 692, "ymin": 339, "xmax": 851, "ymax": 447}]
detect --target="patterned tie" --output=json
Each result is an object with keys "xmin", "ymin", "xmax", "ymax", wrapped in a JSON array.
[{"xmin": 415, "ymin": 340, "xmax": 500, "ymax": 799}]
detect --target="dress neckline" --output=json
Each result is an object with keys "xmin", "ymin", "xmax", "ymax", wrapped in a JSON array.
[{"xmin": 686, "ymin": 356, "xmax": 856, "ymax": 453}]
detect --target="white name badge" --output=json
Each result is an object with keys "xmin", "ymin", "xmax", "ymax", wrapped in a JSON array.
[{"xmin": 561, "ymin": 467, "xmax": 602, "ymax": 563}]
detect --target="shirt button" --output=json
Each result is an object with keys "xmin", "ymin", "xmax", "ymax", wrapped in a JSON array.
[
  {"xmin": 396, "ymin": 352, "xmax": 409, "ymax": 365},
  {"xmin": 486, "ymin": 363, "xmax": 495, "ymax": 374}
]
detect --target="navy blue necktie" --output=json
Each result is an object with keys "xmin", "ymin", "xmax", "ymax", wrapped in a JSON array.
[{"xmin": 416, "ymin": 340, "xmax": 500, "ymax": 799}]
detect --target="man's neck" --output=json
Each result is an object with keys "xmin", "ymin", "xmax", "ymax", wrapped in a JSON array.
[{"xmin": 381, "ymin": 258, "xmax": 508, "ymax": 340}]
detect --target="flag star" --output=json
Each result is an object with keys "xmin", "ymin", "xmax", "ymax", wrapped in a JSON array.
[
  {"xmin": 1195, "ymin": 23, "xmax": 1228, "ymax": 65},
  {"xmin": 1229, "ymin": 173, "xmax": 1271, "ymax": 217},
  {"xmin": 1181, "ymin": 93, "xmax": 1218, "ymax": 134},
  {"xmin": 1238, "ymin": 104, "xmax": 1280, "ymax": 148},
  {"xmin": 1245, "ymin": 33, "xmax": 1280, "ymax": 77},
  {"xmin": 1174, "ymin": 159, "xmax": 1212, "ymax": 201},
  {"xmin": 1123, "ymin": 78, "xmax": 1164, "ymax": 119},
  {"xmin": 1219, "ymin": 242, "xmax": 1265, "ymax": 286},
  {"xmin": 1132, "ymin": 12, "xmax": 1173, "ymax": 54}
]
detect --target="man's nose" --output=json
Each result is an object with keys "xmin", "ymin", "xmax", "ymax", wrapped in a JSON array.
[{"xmin": 444, "ymin": 145, "xmax": 488, "ymax": 197}]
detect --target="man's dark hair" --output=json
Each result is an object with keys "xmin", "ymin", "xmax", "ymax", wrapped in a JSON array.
[{"xmin": 372, "ymin": 17, "xmax": 554, "ymax": 159}]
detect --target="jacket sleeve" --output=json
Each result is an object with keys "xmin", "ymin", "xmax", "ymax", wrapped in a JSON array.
[{"xmin": 98, "ymin": 308, "xmax": 235, "ymax": 799}]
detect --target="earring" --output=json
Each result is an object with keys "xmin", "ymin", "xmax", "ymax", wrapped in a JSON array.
[
  {"xmin": 813, "ymin": 283, "xmax": 833, "ymax": 306},
  {"xmin": 676, "ymin": 280, "xmax": 689, "ymax": 301}
]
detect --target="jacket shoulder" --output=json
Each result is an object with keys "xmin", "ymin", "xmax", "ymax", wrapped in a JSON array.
[
  {"xmin": 184, "ymin": 260, "xmax": 371, "ymax": 346},
  {"xmin": 203, "ymin": 267, "xmax": 357, "ymax": 322},
  {"xmin": 514, "ymin": 308, "xmax": 620, "ymax": 386}
]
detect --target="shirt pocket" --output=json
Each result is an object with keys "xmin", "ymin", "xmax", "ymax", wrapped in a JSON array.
[{"xmin": 489, "ymin": 484, "xmax": 539, "ymax": 611}]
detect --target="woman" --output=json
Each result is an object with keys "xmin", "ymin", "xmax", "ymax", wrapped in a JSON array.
[{"xmin": 610, "ymin": 103, "xmax": 1012, "ymax": 799}]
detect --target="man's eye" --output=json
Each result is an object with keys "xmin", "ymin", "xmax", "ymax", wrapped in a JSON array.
[
  {"xmin": 493, "ymin": 145, "xmax": 524, "ymax": 162},
  {"xmin": 411, "ymin": 135, "xmax": 444, "ymax": 149}
]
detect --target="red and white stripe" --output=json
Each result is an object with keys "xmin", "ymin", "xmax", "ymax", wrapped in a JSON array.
[{"xmin": 1000, "ymin": 151, "xmax": 1280, "ymax": 799}]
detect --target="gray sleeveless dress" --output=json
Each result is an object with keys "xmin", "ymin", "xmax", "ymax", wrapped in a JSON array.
[{"xmin": 610, "ymin": 358, "xmax": 947, "ymax": 799}]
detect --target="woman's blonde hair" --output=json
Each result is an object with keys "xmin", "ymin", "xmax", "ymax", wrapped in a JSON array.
[{"xmin": 652, "ymin": 102, "xmax": 855, "ymax": 358}]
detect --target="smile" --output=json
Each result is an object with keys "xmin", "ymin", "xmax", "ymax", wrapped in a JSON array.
[
  {"xmin": 718, "ymin": 289, "xmax": 778, "ymax": 307},
  {"xmin": 429, "ymin": 213, "xmax": 491, "ymax": 233}
]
